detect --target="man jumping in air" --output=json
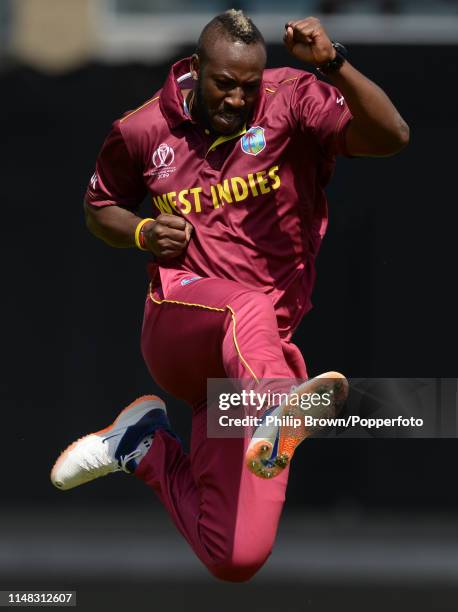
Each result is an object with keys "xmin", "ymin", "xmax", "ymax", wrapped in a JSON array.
[{"xmin": 51, "ymin": 10, "xmax": 409, "ymax": 582}]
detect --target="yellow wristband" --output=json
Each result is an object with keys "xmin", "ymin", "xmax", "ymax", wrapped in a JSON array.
[{"xmin": 134, "ymin": 218, "xmax": 154, "ymax": 251}]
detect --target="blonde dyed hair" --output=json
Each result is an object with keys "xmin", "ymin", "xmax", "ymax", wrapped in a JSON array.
[{"xmin": 196, "ymin": 9, "xmax": 265, "ymax": 60}]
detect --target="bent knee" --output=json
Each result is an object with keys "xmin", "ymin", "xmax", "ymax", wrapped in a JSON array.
[
  {"xmin": 207, "ymin": 550, "xmax": 271, "ymax": 583},
  {"xmin": 228, "ymin": 290, "xmax": 277, "ymax": 331},
  {"xmin": 242, "ymin": 290, "xmax": 274, "ymax": 314}
]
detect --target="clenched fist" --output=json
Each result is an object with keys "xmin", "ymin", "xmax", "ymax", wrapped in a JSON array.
[
  {"xmin": 142, "ymin": 214, "xmax": 193, "ymax": 260},
  {"xmin": 283, "ymin": 18, "xmax": 335, "ymax": 66}
]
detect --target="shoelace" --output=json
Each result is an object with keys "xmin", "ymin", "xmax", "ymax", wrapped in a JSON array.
[
  {"xmin": 118, "ymin": 450, "xmax": 143, "ymax": 473},
  {"xmin": 76, "ymin": 435, "xmax": 152, "ymax": 475},
  {"xmin": 118, "ymin": 437, "xmax": 152, "ymax": 473}
]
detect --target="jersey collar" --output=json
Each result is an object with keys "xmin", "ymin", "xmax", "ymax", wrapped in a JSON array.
[{"xmin": 160, "ymin": 57, "xmax": 195, "ymax": 129}]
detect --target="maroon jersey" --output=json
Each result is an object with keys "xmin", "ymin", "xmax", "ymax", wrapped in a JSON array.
[{"xmin": 86, "ymin": 58, "xmax": 352, "ymax": 339}]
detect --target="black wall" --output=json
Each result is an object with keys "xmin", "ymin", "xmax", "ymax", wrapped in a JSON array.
[{"xmin": 2, "ymin": 44, "xmax": 457, "ymax": 510}]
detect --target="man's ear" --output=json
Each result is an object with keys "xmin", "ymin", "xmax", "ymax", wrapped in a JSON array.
[{"xmin": 190, "ymin": 54, "xmax": 200, "ymax": 81}]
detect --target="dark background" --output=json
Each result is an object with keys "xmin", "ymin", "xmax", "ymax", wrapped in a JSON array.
[{"xmin": 2, "ymin": 44, "xmax": 458, "ymax": 610}]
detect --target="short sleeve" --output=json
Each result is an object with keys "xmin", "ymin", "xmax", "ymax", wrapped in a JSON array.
[
  {"xmin": 85, "ymin": 120, "xmax": 147, "ymax": 209},
  {"xmin": 291, "ymin": 76, "xmax": 353, "ymax": 159}
]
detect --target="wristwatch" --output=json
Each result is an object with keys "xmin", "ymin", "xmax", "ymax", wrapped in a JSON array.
[{"xmin": 318, "ymin": 41, "xmax": 348, "ymax": 74}]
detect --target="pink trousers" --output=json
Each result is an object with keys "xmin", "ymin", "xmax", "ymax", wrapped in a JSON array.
[{"xmin": 137, "ymin": 275, "xmax": 307, "ymax": 582}]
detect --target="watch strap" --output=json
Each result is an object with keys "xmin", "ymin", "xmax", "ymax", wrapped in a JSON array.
[{"xmin": 318, "ymin": 41, "xmax": 348, "ymax": 74}]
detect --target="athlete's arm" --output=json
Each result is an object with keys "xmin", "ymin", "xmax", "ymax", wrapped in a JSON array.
[
  {"xmin": 84, "ymin": 199, "xmax": 192, "ymax": 259},
  {"xmin": 284, "ymin": 17, "xmax": 409, "ymax": 157}
]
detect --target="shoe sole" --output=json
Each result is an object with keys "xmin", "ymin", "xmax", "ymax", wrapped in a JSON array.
[
  {"xmin": 50, "ymin": 395, "xmax": 164, "ymax": 489},
  {"xmin": 246, "ymin": 372, "xmax": 348, "ymax": 479}
]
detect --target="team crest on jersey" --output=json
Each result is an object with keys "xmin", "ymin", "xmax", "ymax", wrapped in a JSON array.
[{"xmin": 240, "ymin": 126, "xmax": 266, "ymax": 156}]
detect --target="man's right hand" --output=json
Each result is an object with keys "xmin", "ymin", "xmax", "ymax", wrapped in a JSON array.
[{"xmin": 142, "ymin": 214, "xmax": 193, "ymax": 260}]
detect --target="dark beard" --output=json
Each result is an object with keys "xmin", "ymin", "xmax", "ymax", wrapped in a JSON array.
[
  {"xmin": 192, "ymin": 81, "xmax": 214, "ymax": 131},
  {"xmin": 192, "ymin": 81, "xmax": 249, "ymax": 134}
]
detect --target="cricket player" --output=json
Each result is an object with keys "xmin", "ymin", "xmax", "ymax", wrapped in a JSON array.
[{"xmin": 50, "ymin": 10, "xmax": 409, "ymax": 582}]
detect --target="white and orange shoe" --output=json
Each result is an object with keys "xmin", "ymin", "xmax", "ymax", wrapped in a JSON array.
[
  {"xmin": 50, "ymin": 395, "xmax": 172, "ymax": 490},
  {"xmin": 246, "ymin": 372, "xmax": 349, "ymax": 479}
]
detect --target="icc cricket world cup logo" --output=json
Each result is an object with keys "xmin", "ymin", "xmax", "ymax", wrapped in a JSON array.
[{"xmin": 152, "ymin": 143, "xmax": 175, "ymax": 168}]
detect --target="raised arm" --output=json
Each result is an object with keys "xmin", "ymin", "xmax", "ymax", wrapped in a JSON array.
[{"xmin": 284, "ymin": 17, "xmax": 410, "ymax": 157}]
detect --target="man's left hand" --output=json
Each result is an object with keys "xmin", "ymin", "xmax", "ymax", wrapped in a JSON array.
[{"xmin": 283, "ymin": 18, "xmax": 335, "ymax": 66}]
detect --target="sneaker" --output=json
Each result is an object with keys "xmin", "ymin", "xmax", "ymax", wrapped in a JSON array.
[
  {"xmin": 246, "ymin": 372, "xmax": 349, "ymax": 479},
  {"xmin": 50, "ymin": 395, "xmax": 172, "ymax": 490}
]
